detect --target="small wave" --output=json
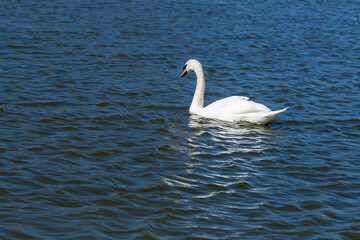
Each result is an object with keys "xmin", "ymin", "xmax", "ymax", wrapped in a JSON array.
[{"xmin": 17, "ymin": 101, "xmax": 68, "ymax": 107}]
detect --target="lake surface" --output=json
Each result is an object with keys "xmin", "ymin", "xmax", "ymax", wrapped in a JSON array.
[{"xmin": 1, "ymin": 0, "xmax": 359, "ymax": 239}]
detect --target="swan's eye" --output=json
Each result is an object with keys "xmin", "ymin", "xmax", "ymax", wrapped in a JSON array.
[{"xmin": 183, "ymin": 64, "xmax": 187, "ymax": 70}]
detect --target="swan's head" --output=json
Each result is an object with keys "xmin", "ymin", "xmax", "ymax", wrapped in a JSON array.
[{"xmin": 181, "ymin": 59, "xmax": 202, "ymax": 77}]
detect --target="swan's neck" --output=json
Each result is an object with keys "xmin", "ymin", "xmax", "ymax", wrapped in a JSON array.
[{"xmin": 190, "ymin": 65, "xmax": 205, "ymax": 114}]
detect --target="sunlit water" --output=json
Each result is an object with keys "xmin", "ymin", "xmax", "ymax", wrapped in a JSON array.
[{"xmin": 1, "ymin": 0, "xmax": 359, "ymax": 239}]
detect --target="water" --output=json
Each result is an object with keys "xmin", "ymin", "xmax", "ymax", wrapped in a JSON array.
[{"xmin": 1, "ymin": 0, "xmax": 359, "ymax": 239}]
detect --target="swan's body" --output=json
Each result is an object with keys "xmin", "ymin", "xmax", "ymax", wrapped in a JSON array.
[{"xmin": 181, "ymin": 59, "xmax": 287, "ymax": 125}]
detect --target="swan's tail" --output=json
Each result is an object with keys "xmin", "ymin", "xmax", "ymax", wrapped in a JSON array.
[{"xmin": 260, "ymin": 108, "xmax": 288, "ymax": 124}]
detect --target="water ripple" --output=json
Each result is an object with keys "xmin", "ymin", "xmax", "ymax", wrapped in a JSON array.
[{"xmin": 1, "ymin": 0, "xmax": 360, "ymax": 239}]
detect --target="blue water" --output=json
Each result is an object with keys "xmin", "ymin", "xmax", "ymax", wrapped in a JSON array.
[{"xmin": 1, "ymin": 0, "xmax": 359, "ymax": 239}]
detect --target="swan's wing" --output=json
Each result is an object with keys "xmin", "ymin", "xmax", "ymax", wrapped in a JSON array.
[
  {"xmin": 203, "ymin": 96, "xmax": 270, "ymax": 115},
  {"xmin": 203, "ymin": 96, "xmax": 247, "ymax": 111}
]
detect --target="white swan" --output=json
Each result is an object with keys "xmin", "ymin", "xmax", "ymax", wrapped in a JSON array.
[{"xmin": 181, "ymin": 59, "xmax": 287, "ymax": 124}]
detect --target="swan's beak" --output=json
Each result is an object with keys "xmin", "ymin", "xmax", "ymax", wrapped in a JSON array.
[
  {"xmin": 181, "ymin": 69, "xmax": 187, "ymax": 77},
  {"xmin": 181, "ymin": 65, "xmax": 187, "ymax": 77}
]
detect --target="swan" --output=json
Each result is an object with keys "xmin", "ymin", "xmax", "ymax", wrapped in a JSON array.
[{"xmin": 181, "ymin": 59, "xmax": 287, "ymax": 124}]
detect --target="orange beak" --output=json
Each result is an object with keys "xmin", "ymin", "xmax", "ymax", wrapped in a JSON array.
[{"xmin": 181, "ymin": 68, "xmax": 187, "ymax": 77}]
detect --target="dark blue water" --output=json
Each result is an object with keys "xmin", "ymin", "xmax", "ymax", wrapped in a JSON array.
[{"xmin": 1, "ymin": 0, "xmax": 359, "ymax": 239}]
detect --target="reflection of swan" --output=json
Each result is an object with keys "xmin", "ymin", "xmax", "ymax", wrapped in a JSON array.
[
  {"xmin": 162, "ymin": 117, "xmax": 283, "ymax": 200},
  {"xmin": 188, "ymin": 116, "xmax": 281, "ymax": 155},
  {"xmin": 181, "ymin": 59, "xmax": 287, "ymax": 124}
]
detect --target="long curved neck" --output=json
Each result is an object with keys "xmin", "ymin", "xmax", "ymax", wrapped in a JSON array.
[{"xmin": 190, "ymin": 64, "xmax": 205, "ymax": 114}]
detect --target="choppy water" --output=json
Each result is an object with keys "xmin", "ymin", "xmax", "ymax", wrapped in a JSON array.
[{"xmin": 1, "ymin": 0, "xmax": 360, "ymax": 239}]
